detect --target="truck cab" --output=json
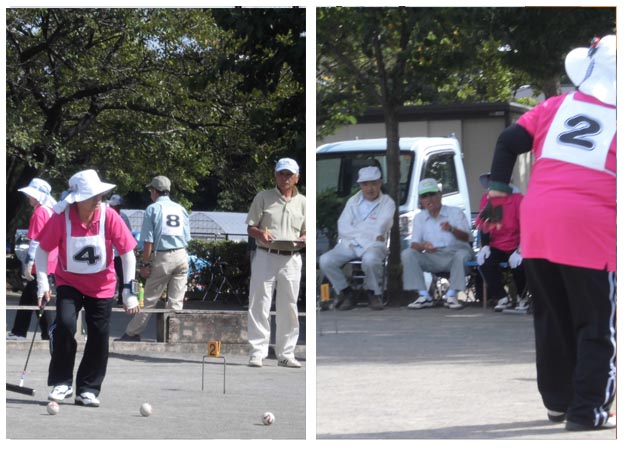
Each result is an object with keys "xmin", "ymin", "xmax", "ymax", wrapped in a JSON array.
[{"xmin": 316, "ymin": 136, "xmax": 472, "ymax": 256}]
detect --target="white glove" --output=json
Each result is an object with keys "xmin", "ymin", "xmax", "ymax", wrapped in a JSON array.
[
  {"xmin": 36, "ymin": 271, "xmax": 50, "ymax": 299},
  {"xmin": 508, "ymin": 250, "xmax": 523, "ymax": 268},
  {"xmin": 476, "ymin": 246, "xmax": 491, "ymax": 266},
  {"xmin": 122, "ymin": 288, "xmax": 139, "ymax": 310},
  {"xmin": 22, "ymin": 262, "xmax": 34, "ymax": 281}
]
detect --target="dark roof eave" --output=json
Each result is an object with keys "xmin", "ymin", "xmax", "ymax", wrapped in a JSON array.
[{"xmin": 358, "ymin": 101, "xmax": 531, "ymax": 124}]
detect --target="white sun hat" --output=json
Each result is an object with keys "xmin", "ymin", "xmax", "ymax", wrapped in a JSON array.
[
  {"xmin": 565, "ymin": 35, "xmax": 616, "ymax": 106},
  {"xmin": 64, "ymin": 169, "xmax": 116, "ymax": 204},
  {"xmin": 18, "ymin": 178, "xmax": 57, "ymax": 208}
]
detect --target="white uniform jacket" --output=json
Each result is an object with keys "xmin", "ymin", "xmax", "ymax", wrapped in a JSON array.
[{"xmin": 337, "ymin": 191, "xmax": 395, "ymax": 251}]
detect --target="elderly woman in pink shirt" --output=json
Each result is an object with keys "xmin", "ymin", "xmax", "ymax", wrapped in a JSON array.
[
  {"xmin": 36, "ymin": 169, "xmax": 139, "ymax": 408},
  {"xmin": 487, "ymin": 36, "xmax": 616, "ymax": 431}
]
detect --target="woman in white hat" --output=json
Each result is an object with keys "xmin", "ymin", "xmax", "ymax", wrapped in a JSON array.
[
  {"xmin": 7, "ymin": 178, "xmax": 57, "ymax": 340},
  {"xmin": 34, "ymin": 169, "xmax": 140, "ymax": 407},
  {"xmin": 487, "ymin": 36, "xmax": 616, "ymax": 431}
]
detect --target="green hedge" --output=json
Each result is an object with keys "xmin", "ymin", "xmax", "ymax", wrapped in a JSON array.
[{"xmin": 187, "ymin": 239, "xmax": 250, "ymax": 302}]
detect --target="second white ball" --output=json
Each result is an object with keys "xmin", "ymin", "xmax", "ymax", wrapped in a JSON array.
[
  {"xmin": 140, "ymin": 403, "xmax": 152, "ymax": 417},
  {"xmin": 47, "ymin": 401, "xmax": 60, "ymax": 415},
  {"xmin": 262, "ymin": 411, "xmax": 275, "ymax": 425}
]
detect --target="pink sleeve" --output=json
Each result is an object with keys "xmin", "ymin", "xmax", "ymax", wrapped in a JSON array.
[
  {"xmin": 27, "ymin": 207, "xmax": 48, "ymax": 240},
  {"xmin": 36, "ymin": 212, "xmax": 64, "ymax": 252}
]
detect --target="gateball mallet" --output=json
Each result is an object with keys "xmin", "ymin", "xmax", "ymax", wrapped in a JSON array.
[{"xmin": 19, "ymin": 299, "xmax": 50, "ymax": 388}]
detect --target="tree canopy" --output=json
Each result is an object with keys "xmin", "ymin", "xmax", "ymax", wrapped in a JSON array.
[{"xmin": 6, "ymin": 8, "xmax": 305, "ymax": 238}]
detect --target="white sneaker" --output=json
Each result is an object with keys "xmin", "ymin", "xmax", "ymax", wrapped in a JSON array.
[
  {"xmin": 407, "ymin": 296, "xmax": 434, "ymax": 309},
  {"xmin": 515, "ymin": 296, "xmax": 529, "ymax": 311},
  {"xmin": 7, "ymin": 333, "xmax": 27, "ymax": 341},
  {"xmin": 278, "ymin": 357, "xmax": 302, "ymax": 368},
  {"xmin": 248, "ymin": 355, "xmax": 263, "ymax": 367},
  {"xmin": 446, "ymin": 296, "xmax": 463, "ymax": 310},
  {"xmin": 48, "ymin": 385, "xmax": 73, "ymax": 402},
  {"xmin": 494, "ymin": 296, "xmax": 512, "ymax": 312},
  {"xmin": 75, "ymin": 392, "xmax": 100, "ymax": 407}
]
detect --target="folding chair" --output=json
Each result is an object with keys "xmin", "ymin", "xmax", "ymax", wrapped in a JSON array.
[
  {"xmin": 347, "ymin": 252, "xmax": 389, "ymax": 306},
  {"xmin": 346, "ymin": 234, "xmax": 390, "ymax": 306},
  {"xmin": 430, "ymin": 260, "xmax": 483, "ymax": 307}
]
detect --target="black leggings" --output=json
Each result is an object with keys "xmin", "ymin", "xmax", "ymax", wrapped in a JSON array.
[
  {"xmin": 47, "ymin": 286, "xmax": 114, "ymax": 397},
  {"xmin": 526, "ymin": 258, "xmax": 616, "ymax": 426}
]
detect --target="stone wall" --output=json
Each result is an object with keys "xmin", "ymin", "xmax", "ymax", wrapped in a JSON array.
[{"xmin": 167, "ymin": 310, "xmax": 248, "ymax": 344}]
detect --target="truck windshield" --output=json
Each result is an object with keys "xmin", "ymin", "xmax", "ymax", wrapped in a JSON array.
[{"xmin": 317, "ymin": 151, "xmax": 414, "ymax": 205}]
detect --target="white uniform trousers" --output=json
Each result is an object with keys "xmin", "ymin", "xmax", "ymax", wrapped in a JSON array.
[
  {"xmin": 248, "ymin": 250, "xmax": 302, "ymax": 360},
  {"xmin": 401, "ymin": 246, "xmax": 472, "ymax": 293},
  {"xmin": 319, "ymin": 241, "xmax": 387, "ymax": 295},
  {"xmin": 126, "ymin": 248, "xmax": 188, "ymax": 337}
]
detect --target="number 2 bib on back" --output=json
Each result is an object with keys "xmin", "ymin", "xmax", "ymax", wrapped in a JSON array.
[
  {"xmin": 541, "ymin": 92, "xmax": 616, "ymax": 177},
  {"xmin": 64, "ymin": 205, "xmax": 107, "ymax": 274}
]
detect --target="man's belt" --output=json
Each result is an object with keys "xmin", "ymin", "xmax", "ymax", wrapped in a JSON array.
[{"xmin": 257, "ymin": 246, "xmax": 300, "ymax": 256}]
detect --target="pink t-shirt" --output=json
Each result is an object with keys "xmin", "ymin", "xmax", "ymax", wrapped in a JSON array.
[
  {"xmin": 37, "ymin": 204, "xmax": 137, "ymax": 298},
  {"xmin": 476, "ymin": 192, "xmax": 523, "ymax": 253},
  {"xmin": 516, "ymin": 91, "xmax": 616, "ymax": 271},
  {"xmin": 28, "ymin": 205, "xmax": 58, "ymax": 275}
]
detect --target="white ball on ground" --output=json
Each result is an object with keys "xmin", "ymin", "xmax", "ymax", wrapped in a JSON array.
[
  {"xmin": 47, "ymin": 401, "xmax": 59, "ymax": 415},
  {"xmin": 140, "ymin": 403, "xmax": 152, "ymax": 417},
  {"xmin": 262, "ymin": 411, "xmax": 275, "ymax": 425}
]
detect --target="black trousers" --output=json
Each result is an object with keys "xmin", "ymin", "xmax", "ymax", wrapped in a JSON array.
[
  {"xmin": 48, "ymin": 285, "xmax": 114, "ymax": 397},
  {"xmin": 480, "ymin": 247, "xmax": 526, "ymax": 301},
  {"xmin": 11, "ymin": 277, "xmax": 54, "ymax": 338},
  {"xmin": 525, "ymin": 259, "xmax": 616, "ymax": 426}
]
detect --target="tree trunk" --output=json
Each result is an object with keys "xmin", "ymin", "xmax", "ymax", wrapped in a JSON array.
[{"xmin": 383, "ymin": 104, "xmax": 404, "ymax": 304}]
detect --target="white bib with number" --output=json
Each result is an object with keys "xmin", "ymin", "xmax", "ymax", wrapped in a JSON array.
[
  {"xmin": 65, "ymin": 205, "xmax": 107, "ymax": 274},
  {"xmin": 541, "ymin": 93, "xmax": 616, "ymax": 176},
  {"xmin": 161, "ymin": 204, "xmax": 184, "ymax": 236}
]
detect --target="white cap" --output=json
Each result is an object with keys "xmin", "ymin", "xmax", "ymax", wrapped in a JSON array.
[
  {"xmin": 565, "ymin": 35, "xmax": 616, "ymax": 106},
  {"xmin": 18, "ymin": 178, "xmax": 56, "ymax": 208},
  {"xmin": 357, "ymin": 166, "xmax": 382, "ymax": 183},
  {"xmin": 275, "ymin": 158, "xmax": 299, "ymax": 174},
  {"xmin": 108, "ymin": 194, "xmax": 123, "ymax": 206},
  {"xmin": 64, "ymin": 169, "xmax": 116, "ymax": 204}
]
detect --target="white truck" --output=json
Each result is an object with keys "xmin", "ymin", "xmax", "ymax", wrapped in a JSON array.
[{"xmin": 316, "ymin": 136, "xmax": 473, "ymax": 258}]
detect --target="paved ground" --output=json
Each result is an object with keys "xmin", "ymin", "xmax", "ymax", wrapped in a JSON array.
[
  {"xmin": 316, "ymin": 303, "xmax": 617, "ymax": 440},
  {"xmin": 6, "ymin": 349, "xmax": 305, "ymax": 440},
  {"xmin": 4, "ymin": 293, "xmax": 306, "ymax": 440}
]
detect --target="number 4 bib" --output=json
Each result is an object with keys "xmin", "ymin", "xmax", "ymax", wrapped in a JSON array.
[
  {"xmin": 541, "ymin": 92, "xmax": 616, "ymax": 177},
  {"xmin": 65, "ymin": 206, "xmax": 107, "ymax": 274}
]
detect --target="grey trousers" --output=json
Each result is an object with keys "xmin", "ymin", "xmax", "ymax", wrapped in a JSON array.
[
  {"xmin": 401, "ymin": 246, "xmax": 472, "ymax": 293},
  {"xmin": 319, "ymin": 241, "xmax": 387, "ymax": 295},
  {"xmin": 126, "ymin": 248, "xmax": 189, "ymax": 337}
]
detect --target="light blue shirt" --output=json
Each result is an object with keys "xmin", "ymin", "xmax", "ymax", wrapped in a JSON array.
[
  {"xmin": 140, "ymin": 196, "xmax": 191, "ymax": 251},
  {"xmin": 411, "ymin": 205, "xmax": 470, "ymax": 249}
]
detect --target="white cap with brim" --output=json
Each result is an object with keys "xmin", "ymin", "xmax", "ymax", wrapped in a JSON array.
[
  {"xmin": 275, "ymin": 158, "xmax": 300, "ymax": 174},
  {"xmin": 418, "ymin": 178, "xmax": 441, "ymax": 195},
  {"xmin": 565, "ymin": 35, "xmax": 616, "ymax": 106},
  {"xmin": 357, "ymin": 166, "xmax": 382, "ymax": 183},
  {"xmin": 108, "ymin": 194, "xmax": 123, "ymax": 207},
  {"xmin": 18, "ymin": 178, "xmax": 57, "ymax": 208},
  {"xmin": 55, "ymin": 169, "xmax": 115, "ymax": 211}
]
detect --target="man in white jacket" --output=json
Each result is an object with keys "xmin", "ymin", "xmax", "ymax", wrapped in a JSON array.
[{"xmin": 319, "ymin": 166, "xmax": 395, "ymax": 311}]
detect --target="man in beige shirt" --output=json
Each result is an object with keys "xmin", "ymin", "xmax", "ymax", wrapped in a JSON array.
[{"xmin": 246, "ymin": 158, "xmax": 306, "ymax": 368}]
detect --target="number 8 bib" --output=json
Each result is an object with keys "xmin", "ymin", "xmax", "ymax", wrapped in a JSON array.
[
  {"xmin": 65, "ymin": 206, "xmax": 107, "ymax": 274},
  {"xmin": 161, "ymin": 205, "xmax": 184, "ymax": 236}
]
